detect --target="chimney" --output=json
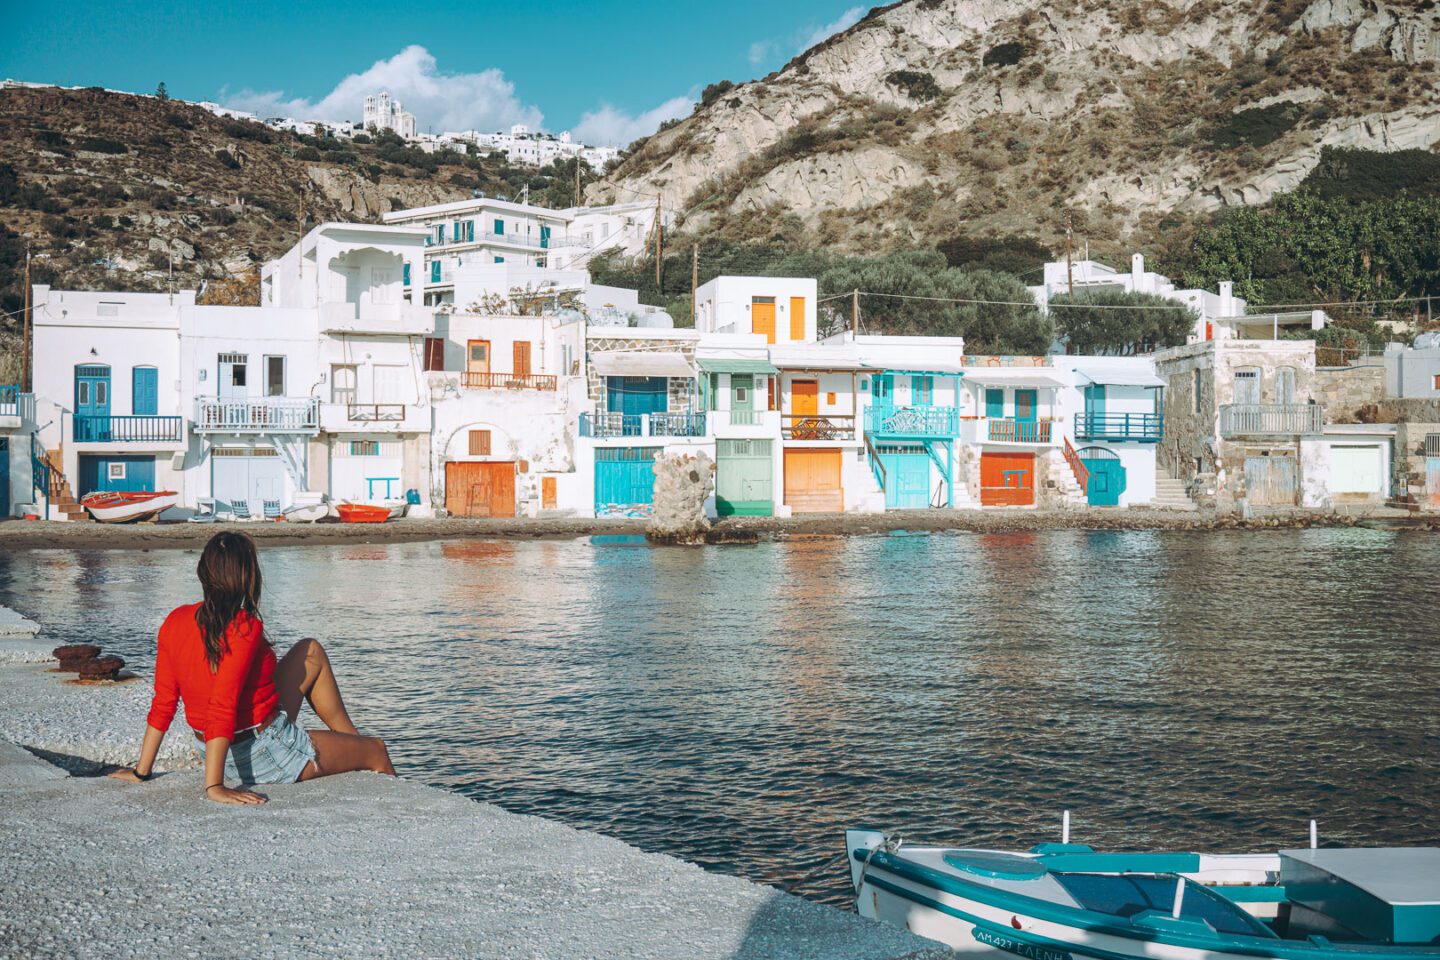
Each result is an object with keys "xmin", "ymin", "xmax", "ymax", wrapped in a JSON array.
[
  {"xmin": 1131, "ymin": 253, "xmax": 1144, "ymax": 283},
  {"xmin": 1218, "ymin": 281, "xmax": 1234, "ymax": 317}
]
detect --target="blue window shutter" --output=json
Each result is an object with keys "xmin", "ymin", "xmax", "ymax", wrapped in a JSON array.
[
  {"xmin": 431, "ymin": 260, "xmax": 441, "ymax": 282},
  {"xmin": 467, "ymin": 220, "xmax": 475, "ymax": 242},
  {"xmin": 494, "ymin": 218, "xmax": 504, "ymax": 236},
  {"xmin": 132, "ymin": 367, "xmax": 158, "ymax": 416},
  {"xmin": 494, "ymin": 256, "xmax": 504, "ymax": 264},
  {"xmin": 985, "ymin": 389, "xmax": 1004, "ymax": 418},
  {"xmin": 403, "ymin": 263, "xmax": 410, "ymax": 285}
]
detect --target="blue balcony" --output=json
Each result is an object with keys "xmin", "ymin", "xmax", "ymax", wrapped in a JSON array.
[
  {"xmin": 1074, "ymin": 412, "xmax": 1164, "ymax": 443},
  {"xmin": 74, "ymin": 415, "xmax": 184, "ymax": 443},
  {"xmin": 580, "ymin": 411, "xmax": 706, "ymax": 439},
  {"xmin": 864, "ymin": 405, "xmax": 960, "ymax": 439},
  {"xmin": 0, "ymin": 385, "xmax": 35, "ymax": 427}
]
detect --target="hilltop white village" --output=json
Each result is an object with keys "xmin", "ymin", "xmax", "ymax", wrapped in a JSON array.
[{"xmin": 5, "ymin": 178, "xmax": 1437, "ymax": 526}]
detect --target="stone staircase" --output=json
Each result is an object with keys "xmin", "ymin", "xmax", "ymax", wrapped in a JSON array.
[
  {"xmin": 1051, "ymin": 448, "xmax": 1088, "ymax": 506},
  {"xmin": 1150, "ymin": 475, "xmax": 1199, "ymax": 511}
]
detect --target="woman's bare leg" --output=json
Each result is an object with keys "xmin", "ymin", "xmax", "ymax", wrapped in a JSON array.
[
  {"xmin": 274, "ymin": 638, "xmax": 360, "ymax": 735},
  {"xmin": 299, "ymin": 729, "xmax": 395, "ymax": 780}
]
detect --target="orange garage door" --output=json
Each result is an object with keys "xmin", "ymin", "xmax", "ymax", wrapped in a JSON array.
[
  {"xmin": 784, "ymin": 448, "xmax": 843, "ymax": 513},
  {"xmin": 445, "ymin": 461, "xmax": 516, "ymax": 517},
  {"xmin": 980, "ymin": 452, "xmax": 1035, "ymax": 506}
]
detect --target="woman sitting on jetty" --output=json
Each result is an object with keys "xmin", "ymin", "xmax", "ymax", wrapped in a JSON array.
[{"xmin": 111, "ymin": 530, "xmax": 394, "ymax": 804}]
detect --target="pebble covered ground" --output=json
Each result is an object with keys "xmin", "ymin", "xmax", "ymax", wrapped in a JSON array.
[{"xmin": 0, "ymin": 624, "xmax": 952, "ymax": 960}]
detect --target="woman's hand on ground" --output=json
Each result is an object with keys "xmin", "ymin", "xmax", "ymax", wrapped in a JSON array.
[
  {"xmin": 206, "ymin": 785, "xmax": 267, "ymax": 805},
  {"xmin": 108, "ymin": 767, "xmax": 146, "ymax": 783}
]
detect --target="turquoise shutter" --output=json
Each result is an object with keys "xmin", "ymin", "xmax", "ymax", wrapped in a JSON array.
[
  {"xmin": 132, "ymin": 367, "xmax": 158, "ymax": 416},
  {"xmin": 985, "ymin": 389, "xmax": 1004, "ymax": 418},
  {"xmin": 493, "ymin": 218, "xmax": 504, "ymax": 236},
  {"xmin": 540, "ymin": 225, "xmax": 550, "ymax": 249},
  {"xmin": 493, "ymin": 256, "xmax": 505, "ymax": 264},
  {"xmin": 430, "ymin": 260, "xmax": 441, "ymax": 282},
  {"xmin": 466, "ymin": 220, "xmax": 475, "ymax": 242},
  {"xmin": 403, "ymin": 262, "xmax": 410, "ymax": 285}
]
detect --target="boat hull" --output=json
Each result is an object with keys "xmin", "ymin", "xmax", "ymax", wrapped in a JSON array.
[
  {"xmin": 81, "ymin": 492, "xmax": 180, "ymax": 524},
  {"xmin": 336, "ymin": 504, "xmax": 390, "ymax": 524},
  {"xmin": 282, "ymin": 503, "xmax": 328, "ymax": 523}
]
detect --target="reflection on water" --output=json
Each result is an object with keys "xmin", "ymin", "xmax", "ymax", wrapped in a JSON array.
[{"xmin": 1, "ymin": 529, "xmax": 1437, "ymax": 904}]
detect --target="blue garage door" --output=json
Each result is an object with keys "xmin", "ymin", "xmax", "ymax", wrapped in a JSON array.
[
  {"xmin": 0, "ymin": 438, "xmax": 8, "ymax": 511},
  {"xmin": 595, "ymin": 447, "xmax": 660, "ymax": 517},
  {"xmin": 877, "ymin": 445, "xmax": 931, "ymax": 509},
  {"xmin": 1080, "ymin": 447, "xmax": 1125, "ymax": 507},
  {"xmin": 78, "ymin": 454, "xmax": 156, "ymax": 497}
]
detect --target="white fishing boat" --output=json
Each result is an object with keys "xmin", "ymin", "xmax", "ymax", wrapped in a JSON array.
[
  {"xmin": 282, "ymin": 502, "xmax": 329, "ymax": 523},
  {"xmin": 80, "ymin": 491, "xmax": 179, "ymax": 523},
  {"xmin": 846, "ymin": 821, "xmax": 1440, "ymax": 960}
]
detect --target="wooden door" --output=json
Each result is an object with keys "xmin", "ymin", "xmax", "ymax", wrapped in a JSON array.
[
  {"xmin": 791, "ymin": 380, "xmax": 819, "ymax": 417},
  {"xmin": 1243, "ymin": 453, "xmax": 1296, "ymax": 506},
  {"xmin": 466, "ymin": 340, "xmax": 490, "ymax": 374},
  {"xmin": 74, "ymin": 364, "xmax": 111, "ymax": 441},
  {"xmin": 980, "ymin": 451, "xmax": 1034, "ymax": 506},
  {"xmin": 513, "ymin": 341, "xmax": 532, "ymax": 377},
  {"xmin": 783, "ymin": 448, "xmax": 843, "ymax": 513},
  {"xmin": 541, "ymin": 476, "xmax": 557, "ymax": 510},
  {"xmin": 716, "ymin": 439, "xmax": 773, "ymax": 516},
  {"xmin": 752, "ymin": 298, "xmax": 776, "ymax": 344},
  {"xmin": 594, "ymin": 448, "xmax": 660, "ymax": 516},
  {"xmin": 1080, "ymin": 448, "xmax": 1125, "ymax": 507},
  {"xmin": 878, "ymin": 447, "xmax": 931, "ymax": 509},
  {"xmin": 789, "ymin": 296, "xmax": 806, "ymax": 341},
  {"xmin": 445, "ymin": 461, "xmax": 515, "ymax": 517}
]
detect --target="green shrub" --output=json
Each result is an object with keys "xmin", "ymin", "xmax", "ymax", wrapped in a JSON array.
[
  {"xmin": 699, "ymin": 80, "xmax": 735, "ymax": 109},
  {"xmin": 164, "ymin": 112, "xmax": 193, "ymax": 130},
  {"xmin": 76, "ymin": 137, "xmax": 128, "ymax": 154},
  {"xmin": 222, "ymin": 120, "xmax": 273, "ymax": 143},
  {"xmin": 982, "ymin": 42, "xmax": 1026, "ymax": 67},
  {"xmin": 885, "ymin": 70, "xmax": 942, "ymax": 101},
  {"xmin": 1208, "ymin": 102, "xmax": 1301, "ymax": 149},
  {"xmin": 1300, "ymin": 146, "xmax": 1440, "ymax": 200}
]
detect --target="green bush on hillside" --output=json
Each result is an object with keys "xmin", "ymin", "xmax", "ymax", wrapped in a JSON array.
[
  {"xmin": 1208, "ymin": 102, "xmax": 1301, "ymax": 149},
  {"xmin": 886, "ymin": 70, "xmax": 942, "ymax": 102},
  {"xmin": 76, "ymin": 137, "xmax": 128, "ymax": 155},
  {"xmin": 1301, "ymin": 146, "xmax": 1440, "ymax": 200},
  {"xmin": 982, "ymin": 42, "xmax": 1026, "ymax": 67}
]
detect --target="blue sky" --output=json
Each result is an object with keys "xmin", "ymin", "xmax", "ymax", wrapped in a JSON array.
[{"xmin": 1, "ymin": 0, "xmax": 869, "ymax": 145}]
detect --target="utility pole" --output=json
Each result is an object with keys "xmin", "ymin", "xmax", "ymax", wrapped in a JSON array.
[
  {"xmin": 654, "ymin": 193, "xmax": 663, "ymax": 289},
  {"xmin": 691, "ymin": 244, "xmax": 699, "ymax": 323},
  {"xmin": 1065, "ymin": 211, "xmax": 1074, "ymax": 297},
  {"xmin": 22, "ymin": 248, "xmax": 31, "ymax": 392},
  {"xmin": 574, "ymin": 159, "xmax": 581, "ymax": 207},
  {"xmin": 851, "ymin": 289, "xmax": 860, "ymax": 337}
]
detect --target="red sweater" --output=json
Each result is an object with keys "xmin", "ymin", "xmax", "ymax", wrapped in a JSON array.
[{"xmin": 146, "ymin": 603, "xmax": 279, "ymax": 742}]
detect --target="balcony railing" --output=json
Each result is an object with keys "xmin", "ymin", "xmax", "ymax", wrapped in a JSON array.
[
  {"xmin": 580, "ymin": 411, "xmax": 706, "ymax": 438},
  {"xmin": 728, "ymin": 409, "xmax": 761, "ymax": 426},
  {"xmin": 74, "ymin": 415, "xmax": 184, "ymax": 443},
  {"xmin": 1219, "ymin": 403, "xmax": 1323, "ymax": 437},
  {"xmin": 462, "ymin": 371, "xmax": 558, "ymax": 391},
  {"xmin": 865, "ymin": 405, "xmax": 960, "ymax": 438},
  {"xmin": 1074, "ymin": 412, "xmax": 1164, "ymax": 442},
  {"xmin": 348, "ymin": 403, "xmax": 406, "ymax": 422},
  {"xmin": 987, "ymin": 418, "xmax": 1053, "ymax": 444},
  {"xmin": 195, "ymin": 397, "xmax": 320, "ymax": 433},
  {"xmin": 783, "ymin": 414, "xmax": 856, "ymax": 440},
  {"xmin": 0, "ymin": 385, "xmax": 35, "ymax": 424}
]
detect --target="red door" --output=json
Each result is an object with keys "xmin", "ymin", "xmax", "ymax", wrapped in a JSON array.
[
  {"xmin": 980, "ymin": 452, "xmax": 1035, "ymax": 506},
  {"xmin": 445, "ymin": 461, "xmax": 516, "ymax": 517}
]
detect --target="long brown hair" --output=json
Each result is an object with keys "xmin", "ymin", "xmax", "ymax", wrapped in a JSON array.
[{"xmin": 194, "ymin": 531, "xmax": 270, "ymax": 670}]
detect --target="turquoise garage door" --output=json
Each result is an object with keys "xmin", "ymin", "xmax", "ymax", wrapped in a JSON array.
[
  {"xmin": 877, "ymin": 444, "xmax": 931, "ymax": 509},
  {"xmin": 78, "ymin": 454, "xmax": 156, "ymax": 497},
  {"xmin": 1079, "ymin": 447, "xmax": 1126, "ymax": 507},
  {"xmin": 716, "ymin": 439, "xmax": 772, "ymax": 516},
  {"xmin": 595, "ymin": 447, "xmax": 661, "ymax": 517}
]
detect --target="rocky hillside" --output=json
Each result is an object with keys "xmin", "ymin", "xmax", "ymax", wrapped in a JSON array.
[
  {"xmin": 591, "ymin": 0, "xmax": 1440, "ymax": 256},
  {"xmin": 0, "ymin": 86, "xmax": 568, "ymax": 320}
]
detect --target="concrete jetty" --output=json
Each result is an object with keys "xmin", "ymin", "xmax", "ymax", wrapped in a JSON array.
[{"xmin": 0, "ymin": 612, "xmax": 951, "ymax": 960}]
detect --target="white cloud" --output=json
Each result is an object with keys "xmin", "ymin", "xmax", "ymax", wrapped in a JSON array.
[
  {"xmin": 221, "ymin": 45, "xmax": 543, "ymax": 134},
  {"xmin": 748, "ymin": 40, "xmax": 775, "ymax": 66},
  {"xmin": 571, "ymin": 96, "xmax": 695, "ymax": 148},
  {"xmin": 799, "ymin": 5, "xmax": 865, "ymax": 52}
]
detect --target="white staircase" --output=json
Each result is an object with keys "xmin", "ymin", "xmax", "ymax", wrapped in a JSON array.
[
  {"xmin": 1150, "ymin": 475, "xmax": 1199, "ymax": 511},
  {"xmin": 1051, "ymin": 449, "xmax": 1088, "ymax": 506}
]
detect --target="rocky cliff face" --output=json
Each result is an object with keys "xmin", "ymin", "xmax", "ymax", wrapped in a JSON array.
[{"xmin": 592, "ymin": 0, "xmax": 1440, "ymax": 253}]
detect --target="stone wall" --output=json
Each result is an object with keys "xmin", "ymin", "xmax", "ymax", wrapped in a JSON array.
[
  {"xmin": 1315, "ymin": 364, "xmax": 1385, "ymax": 422},
  {"xmin": 585, "ymin": 336, "xmax": 699, "ymax": 413}
]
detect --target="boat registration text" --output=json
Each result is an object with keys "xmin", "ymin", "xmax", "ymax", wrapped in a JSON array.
[{"xmin": 973, "ymin": 927, "xmax": 1074, "ymax": 960}]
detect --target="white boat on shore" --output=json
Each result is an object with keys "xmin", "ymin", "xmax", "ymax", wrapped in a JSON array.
[
  {"xmin": 846, "ymin": 825, "xmax": 1440, "ymax": 960},
  {"xmin": 80, "ymin": 491, "xmax": 179, "ymax": 524},
  {"xmin": 282, "ymin": 502, "xmax": 329, "ymax": 523}
]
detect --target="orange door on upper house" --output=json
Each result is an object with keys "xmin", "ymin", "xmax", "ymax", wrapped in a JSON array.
[
  {"xmin": 752, "ymin": 297, "xmax": 776, "ymax": 344},
  {"xmin": 784, "ymin": 448, "xmax": 843, "ymax": 513},
  {"xmin": 790, "ymin": 296, "xmax": 806, "ymax": 341},
  {"xmin": 513, "ymin": 341, "xmax": 532, "ymax": 378},
  {"xmin": 980, "ymin": 451, "xmax": 1035, "ymax": 507},
  {"xmin": 792, "ymin": 380, "xmax": 819, "ymax": 417},
  {"xmin": 467, "ymin": 340, "xmax": 491, "ymax": 374},
  {"xmin": 445, "ymin": 461, "xmax": 516, "ymax": 518}
]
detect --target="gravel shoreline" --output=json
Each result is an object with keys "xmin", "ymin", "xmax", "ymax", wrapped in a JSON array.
[{"xmin": 1, "ymin": 507, "xmax": 1430, "ymax": 551}]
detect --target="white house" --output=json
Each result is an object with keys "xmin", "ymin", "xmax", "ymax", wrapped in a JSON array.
[{"xmin": 1060, "ymin": 356, "xmax": 1165, "ymax": 507}]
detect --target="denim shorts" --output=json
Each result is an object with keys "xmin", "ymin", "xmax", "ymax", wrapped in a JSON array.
[{"xmin": 225, "ymin": 713, "xmax": 317, "ymax": 785}]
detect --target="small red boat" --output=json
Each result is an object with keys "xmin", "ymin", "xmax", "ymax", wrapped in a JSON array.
[
  {"xmin": 336, "ymin": 503, "xmax": 390, "ymax": 524},
  {"xmin": 81, "ymin": 491, "xmax": 180, "ymax": 524}
]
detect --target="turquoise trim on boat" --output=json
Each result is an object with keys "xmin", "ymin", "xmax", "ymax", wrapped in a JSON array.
[
  {"xmin": 1216, "ymin": 887, "xmax": 1291, "ymax": 904},
  {"xmin": 945, "ymin": 850, "xmax": 1050, "ymax": 880},
  {"xmin": 852, "ymin": 850, "xmax": 1436, "ymax": 959},
  {"xmin": 1037, "ymin": 852, "xmax": 1203, "ymax": 874},
  {"xmin": 1031, "ymin": 844, "xmax": 1098, "ymax": 855}
]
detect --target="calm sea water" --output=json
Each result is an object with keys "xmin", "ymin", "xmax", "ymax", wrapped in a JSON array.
[{"xmin": 2, "ymin": 529, "xmax": 1437, "ymax": 904}]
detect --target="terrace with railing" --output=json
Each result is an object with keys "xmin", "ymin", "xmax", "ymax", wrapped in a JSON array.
[
  {"xmin": 1219, "ymin": 403, "xmax": 1323, "ymax": 438},
  {"xmin": 783, "ymin": 414, "xmax": 856, "ymax": 440},
  {"xmin": 1074, "ymin": 412, "xmax": 1164, "ymax": 443},
  {"xmin": 864, "ymin": 405, "xmax": 960, "ymax": 439},
  {"xmin": 0, "ymin": 385, "xmax": 35, "ymax": 426},
  {"xmin": 579, "ymin": 411, "xmax": 707, "ymax": 439},
  {"xmin": 74, "ymin": 415, "xmax": 185, "ymax": 443},
  {"xmin": 347, "ymin": 404, "xmax": 406, "ymax": 422},
  {"xmin": 959, "ymin": 417, "xmax": 1056, "ymax": 445},
  {"xmin": 194, "ymin": 397, "xmax": 320, "ymax": 434},
  {"xmin": 462, "ymin": 371, "xmax": 557, "ymax": 391}
]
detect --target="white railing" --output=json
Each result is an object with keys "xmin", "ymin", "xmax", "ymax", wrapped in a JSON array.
[
  {"xmin": 1219, "ymin": 403, "xmax": 1323, "ymax": 437},
  {"xmin": 194, "ymin": 396, "xmax": 320, "ymax": 433}
]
